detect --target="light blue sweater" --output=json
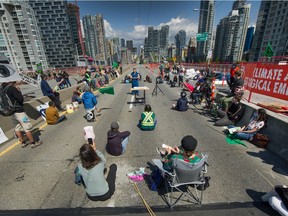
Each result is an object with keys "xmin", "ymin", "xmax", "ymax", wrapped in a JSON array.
[{"xmin": 78, "ymin": 150, "xmax": 108, "ymax": 196}]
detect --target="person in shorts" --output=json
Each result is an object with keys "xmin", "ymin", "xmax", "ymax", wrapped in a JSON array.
[{"xmin": 3, "ymin": 82, "xmax": 42, "ymax": 148}]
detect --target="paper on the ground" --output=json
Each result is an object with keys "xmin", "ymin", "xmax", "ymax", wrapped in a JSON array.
[
  {"xmin": 228, "ymin": 127, "xmax": 241, "ymax": 134},
  {"xmin": 0, "ymin": 127, "xmax": 8, "ymax": 144}
]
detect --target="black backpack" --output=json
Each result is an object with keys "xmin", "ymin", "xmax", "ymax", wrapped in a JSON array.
[{"xmin": 0, "ymin": 85, "xmax": 15, "ymax": 116}]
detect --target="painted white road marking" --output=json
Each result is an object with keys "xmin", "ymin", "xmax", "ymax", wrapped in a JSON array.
[{"xmin": 129, "ymin": 95, "xmax": 135, "ymax": 112}]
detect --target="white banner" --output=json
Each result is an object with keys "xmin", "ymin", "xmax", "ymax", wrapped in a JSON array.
[
  {"xmin": 0, "ymin": 64, "xmax": 22, "ymax": 83},
  {"xmin": 19, "ymin": 72, "xmax": 39, "ymax": 87}
]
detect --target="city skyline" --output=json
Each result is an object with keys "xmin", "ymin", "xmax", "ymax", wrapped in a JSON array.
[{"xmin": 75, "ymin": 1, "xmax": 261, "ymax": 45}]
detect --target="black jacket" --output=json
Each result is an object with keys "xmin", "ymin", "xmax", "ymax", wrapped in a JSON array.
[
  {"xmin": 176, "ymin": 97, "xmax": 189, "ymax": 111},
  {"xmin": 3, "ymin": 83, "xmax": 24, "ymax": 113},
  {"xmin": 106, "ymin": 130, "xmax": 130, "ymax": 156}
]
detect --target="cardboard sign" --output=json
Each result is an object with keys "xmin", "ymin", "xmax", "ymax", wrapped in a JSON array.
[
  {"xmin": 0, "ymin": 127, "xmax": 8, "ymax": 144},
  {"xmin": 19, "ymin": 72, "xmax": 39, "ymax": 87}
]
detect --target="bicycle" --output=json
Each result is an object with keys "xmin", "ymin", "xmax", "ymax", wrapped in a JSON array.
[{"xmin": 189, "ymin": 78, "xmax": 222, "ymax": 118}]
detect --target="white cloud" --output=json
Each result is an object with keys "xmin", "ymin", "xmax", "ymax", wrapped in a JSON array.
[{"xmin": 104, "ymin": 17, "xmax": 198, "ymax": 46}]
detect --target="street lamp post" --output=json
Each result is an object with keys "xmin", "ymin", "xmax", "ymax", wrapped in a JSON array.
[{"xmin": 193, "ymin": 8, "xmax": 214, "ymax": 64}]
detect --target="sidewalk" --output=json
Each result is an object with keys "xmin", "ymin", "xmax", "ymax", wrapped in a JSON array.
[{"xmin": 0, "ymin": 202, "xmax": 276, "ymax": 216}]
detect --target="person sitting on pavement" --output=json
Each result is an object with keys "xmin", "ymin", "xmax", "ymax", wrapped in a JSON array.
[
  {"xmin": 262, "ymin": 185, "xmax": 288, "ymax": 216},
  {"xmin": 157, "ymin": 135, "xmax": 204, "ymax": 172},
  {"xmin": 45, "ymin": 101, "xmax": 67, "ymax": 125},
  {"xmin": 82, "ymin": 85, "xmax": 100, "ymax": 122},
  {"xmin": 215, "ymin": 94, "xmax": 244, "ymax": 126},
  {"xmin": 220, "ymin": 70, "xmax": 244, "ymax": 111},
  {"xmin": 226, "ymin": 108, "xmax": 267, "ymax": 141},
  {"xmin": 144, "ymin": 75, "xmax": 152, "ymax": 83},
  {"xmin": 140, "ymin": 104, "xmax": 156, "ymax": 131},
  {"xmin": 77, "ymin": 141, "xmax": 117, "ymax": 201},
  {"xmin": 106, "ymin": 121, "xmax": 131, "ymax": 156},
  {"xmin": 172, "ymin": 91, "xmax": 189, "ymax": 111},
  {"xmin": 71, "ymin": 87, "xmax": 82, "ymax": 104},
  {"xmin": 191, "ymin": 79, "xmax": 205, "ymax": 104}
]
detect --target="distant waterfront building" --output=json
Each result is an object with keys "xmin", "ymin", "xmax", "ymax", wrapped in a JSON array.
[
  {"xmin": 0, "ymin": 1, "xmax": 48, "ymax": 71},
  {"xmin": 187, "ymin": 37, "xmax": 196, "ymax": 63},
  {"xmin": 249, "ymin": 1, "xmax": 288, "ymax": 62},
  {"xmin": 28, "ymin": 0, "xmax": 76, "ymax": 68},
  {"xmin": 243, "ymin": 25, "xmax": 255, "ymax": 53},
  {"xmin": 112, "ymin": 37, "xmax": 119, "ymax": 46},
  {"xmin": 175, "ymin": 30, "xmax": 186, "ymax": 57},
  {"xmin": 152, "ymin": 29, "xmax": 160, "ymax": 52},
  {"xmin": 168, "ymin": 44, "xmax": 176, "ymax": 59},
  {"xmin": 213, "ymin": 0, "xmax": 250, "ymax": 62},
  {"xmin": 67, "ymin": 3, "xmax": 85, "ymax": 57},
  {"xmin": 82, "ymin": 15, "xmax": 97, "ymax": 60},
  {"xmin": 196, "ymin": 0, "xmax": 214, "ymax": 61}
]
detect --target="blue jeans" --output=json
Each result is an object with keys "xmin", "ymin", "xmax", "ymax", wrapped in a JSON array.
[
  {"xmin": 121, "ymin": 137, "xmax": 129, "ymax": 154},
  {"xmin": 227, "ymin": 125, "xmax": 256, "ymax": 140},
  {"xmin": 56, "ymin": 115, "xmax": 67, "ymax": 124}
]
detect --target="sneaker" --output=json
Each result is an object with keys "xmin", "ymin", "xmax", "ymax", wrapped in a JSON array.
[
  {"xmin": 21, "ymin": 142, "xmax": 28, "ymax": 148},
  {"xmin": 156, "ymin": 148, "xmax": 161, "ymax": 155},
  {"xmin": 31, "ymin": 141, "xmax": 43, "ymax": 148}
]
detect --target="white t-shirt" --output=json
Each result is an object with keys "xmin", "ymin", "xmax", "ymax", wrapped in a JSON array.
[{"xmin": 247, "ymin": 118, "xmax": 265, "ymax": 131}]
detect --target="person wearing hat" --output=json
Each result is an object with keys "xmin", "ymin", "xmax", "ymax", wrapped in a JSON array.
[
  {"xmin": 158, "ymin": 135, "xmax": 203, "ymax": 172},
  {"xmin": 106, "ymin": 121, "xmax": 130, "ymax": 156},
  {"xmin": 172, "ymin": 91, "xmax": 189, "ymax": 111},
  {"xmin": 82, "ymin": 85, "xmax": 100, "ymax": 122}
]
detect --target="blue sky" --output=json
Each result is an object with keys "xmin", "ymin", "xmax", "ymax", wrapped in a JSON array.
[{"xmin": 73, "ymin": 1, "xmax": 261, "ymax": 45}]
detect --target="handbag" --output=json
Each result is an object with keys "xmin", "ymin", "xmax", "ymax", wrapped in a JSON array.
[{"xmin": 251, "ymin": 133, "xmax": 269, "ymax": 148}]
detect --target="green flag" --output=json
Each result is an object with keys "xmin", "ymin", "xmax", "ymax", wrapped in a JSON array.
[
  {"xmin": 112, "ymin": 61, "xmax": 119, "ymax": 69},
  {"xmin": 225, "ymin": 134, "xmax": 247, "ymax": 147},
  {"xmin": 264, "ymin": 42, "xmax": 274, "ymax": 58},
  {"xmin": 98, "ymin": 86, "xmax": 114, "ymax": 95},
  {"xmin": 36, "ymin": 63, "xmax": 43, "ymax": 74}
]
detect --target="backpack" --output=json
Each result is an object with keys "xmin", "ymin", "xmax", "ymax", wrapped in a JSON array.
[
  {"xmin": 0, "ymin": 85, "xmax": 15, "ymax": 116},
  {"xmin": 251, "ymin": 133, "xmax": 269, "ymax": 148},
  {"xmin": 148, "ymin": 167, "xmax": 164, "ymax": 191}
]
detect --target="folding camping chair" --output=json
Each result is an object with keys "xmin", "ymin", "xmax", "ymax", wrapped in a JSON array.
[{"xmin": 152, "ymin": 154, "xmax": 208, "ymax": 209}]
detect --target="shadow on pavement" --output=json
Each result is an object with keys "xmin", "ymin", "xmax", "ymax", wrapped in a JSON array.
[{"xmin": 246, "ymin": 151, "xmax": 288, "ymax": 177}]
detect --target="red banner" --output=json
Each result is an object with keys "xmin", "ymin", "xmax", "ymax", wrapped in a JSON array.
[{"xmin": 241, "ymin": 63, "xmax": 288, "ymax": 101}]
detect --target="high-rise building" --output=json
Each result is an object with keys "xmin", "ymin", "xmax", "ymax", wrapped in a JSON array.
[
  {"xmin": 213, "ymin": 0, "xmax": 250, "ymax": 62},
  {"xmin": 147, "ymin": 26, "xmax": 153, "ymax": 54},
  {"xmin": 187, "ymin": 37, "xmax": 196, "ymax": 63},
  {"xmin": 95, "ymin": 14, "xmax": 107, "ymax": 65},
  {"xmin": 196, "ymin": 0, "xmax": 214, "ymax": 60},
  {"xmin": 67, "ymin": 3, "xmax": 85, "ymax": 57},
  {"xmin": 168, "ymin": 44, "xmax": 176, "ymax": 59},
  {"xmin": 120, "ymin": 38, "xmax": 125, "ymax": 48},
  {"xmin": 28, "ymin": 0, "xmax": 76, "ymax": 68},
  {"xmin": 175, "ymin": 30, "xmax": 186, "ymax": 57},
  {"xmin": 126, "ymin": 40, "xmax": 133, "ymax": 50},
  {"xmin": 144, "ymin": 37, "xmax": 149, "ymax": 57},
  {"xmin": 82, "ymin": 15, "xmax": 97, "ymax": 59},
  {"xmin": 0, "ymin": 1, "xmax": 48, "ymax": 71},
  {"xmin": 250, "ymin": 1, "xmax": 288, "ymax": 62},
  {"xmin": 112, "ymin": 37, "xmax": 119, "ymax": 46},
  {"xmin": 243, "ymin": 25, "xmax": 255, "ymax": 53},
  {"xmin": 152, "ymin": 29, "xmax": 160, "ymax": 52},
  {"xmin": 160, "ymin": 25, "xmax": 169, "ymax": 49}
]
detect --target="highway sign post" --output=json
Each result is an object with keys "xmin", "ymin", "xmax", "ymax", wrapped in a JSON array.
[{"xmin": 196, "ymin": 32, "xmax": 208, "ymax": 41}]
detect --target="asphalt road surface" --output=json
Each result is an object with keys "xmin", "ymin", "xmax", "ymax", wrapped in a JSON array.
[{"xmin": 0, "ymin": 65, "xmax": 287, "ymax": 216}]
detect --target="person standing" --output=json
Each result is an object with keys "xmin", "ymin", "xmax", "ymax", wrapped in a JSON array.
[
  {"xmin": 3, "ymin": 82, "xmax": 42, "ymax": 148},
  {"xmin": 40, "ymin": 74, "xmax": 64, "ymax": 111},
  {"xmin": 130, "ymin": 68, "xmax": 140, "ymax": 95}
]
